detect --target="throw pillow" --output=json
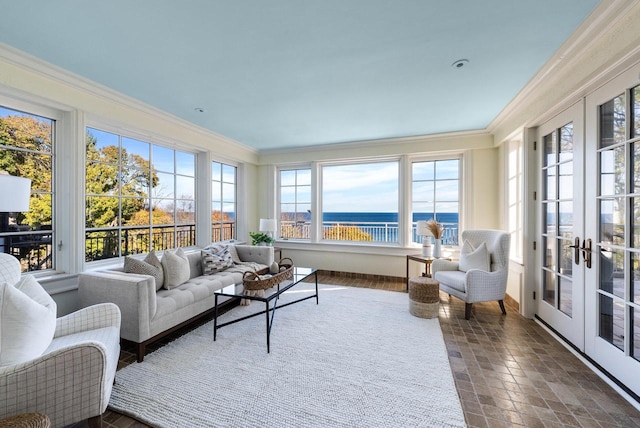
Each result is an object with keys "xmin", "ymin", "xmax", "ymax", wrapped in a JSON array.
[
  {"xmin": 226, "ymin": 244, "xmax": 242, "ymax": 264},
  {"xmin": 161, "ymin": 248, "xmax": 191, "ymax": 290},
  {"xmin": 201, "ymin": 246, "xmax": 234, "ymax": 275},
  {"xmin": 0, "ymin": 275, "xmax": 57, "ymax": 367},
  {"xmin": 124, "ymin": 250, "xmax": 164, "ymax": 291},
  {"xmin": 459, "ymin": 240, "xmax": 490, "ymax": 272}
]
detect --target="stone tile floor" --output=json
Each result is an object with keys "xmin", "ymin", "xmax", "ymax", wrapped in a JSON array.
[{"xmin": 78, "ymin": 273, "xmax": 640, "ymax": 427}]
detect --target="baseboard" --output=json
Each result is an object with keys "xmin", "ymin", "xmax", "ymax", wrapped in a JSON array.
[
  {"xmin": 316, "ymin": 270, "xmax": 405, "ymax": 283},
  {"xmin": 504, "ymin": 293, "xmax": 519, "ymax": 311}
]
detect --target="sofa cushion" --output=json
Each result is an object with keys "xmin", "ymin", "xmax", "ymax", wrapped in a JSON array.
[
  {"xmin": 0, "ymin": 275, "xmax": 57, "ymax": 366},
  {"xmin": 459, "ymin": 240, "xmax": 490, "ymax": 273},
  {"xmin": 434, "ymin": 270, "xmax": 467, "ymax": 293},
  {"xmin": 161, "ymin": 248, "xmax": 191, "ymax": 290},
  {"xmin": 125, "ymin": 250, "xmax": 164, "ymax": 290}
]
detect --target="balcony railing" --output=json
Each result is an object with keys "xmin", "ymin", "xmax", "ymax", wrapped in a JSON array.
[
  {"xmin": 85, "ymin": 225, "xmax": 196, "ymax": 261},
  {"xmin": 0, "ymin": 231, "xmax": 53, "ymax": 272},
  {"xmin": 280, "ymin": 220, "xmax": 459, "ymax": 245}
]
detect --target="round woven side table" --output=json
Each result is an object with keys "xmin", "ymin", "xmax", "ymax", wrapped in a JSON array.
[
  {"xmin": 0, "ymin": 413, "xmax": 51, "ymax": 428},
  {"xmin": 408, "ymin": 277, "xmax": 440, "ymax": 319}
]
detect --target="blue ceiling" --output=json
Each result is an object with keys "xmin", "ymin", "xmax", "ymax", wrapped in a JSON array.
[{"xmin": 0, "ymin": 1, "xmax": 600, "ymax": 150}]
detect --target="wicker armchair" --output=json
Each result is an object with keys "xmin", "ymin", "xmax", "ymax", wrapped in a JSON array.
[
  {"xmin": 0, "ymin": 253, "xmax": 121, "ymax": 428},
  {"xmin": 431, "ymin": 229, "xmax": 510, "ymax": 320}
]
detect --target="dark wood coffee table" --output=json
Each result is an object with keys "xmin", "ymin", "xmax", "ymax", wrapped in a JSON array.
[{"xmin": 213, "ymin": 267, "xmax": 318, "ymax": 352}]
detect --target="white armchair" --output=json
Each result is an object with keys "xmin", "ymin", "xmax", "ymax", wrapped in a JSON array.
[
  {"xmin": 0, "ymin": 253, "xmax": 121, "ymax": 428},
  {"xmin": 431, "ymin": 229, "xmax": 510, "ymax": 320}
]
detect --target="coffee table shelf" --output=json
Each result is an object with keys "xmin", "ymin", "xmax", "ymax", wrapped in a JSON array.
[{"xmin": 213, "ymin": 267, "xmax": 318, "ymax": 352}]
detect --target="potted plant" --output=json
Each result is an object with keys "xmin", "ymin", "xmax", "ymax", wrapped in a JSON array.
[{"xmin": 249, "ymin": 231, "xmax": 276, "ymax": 246}]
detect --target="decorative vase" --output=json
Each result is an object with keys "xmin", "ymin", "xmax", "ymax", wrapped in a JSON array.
[{"xmin": 432, "ymin": 238, "xmax": 442, "ymax": 258}]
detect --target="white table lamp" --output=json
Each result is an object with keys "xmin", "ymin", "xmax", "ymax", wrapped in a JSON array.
[
  {"xmin": 416, "ymin": 220, "xmax": 432, "ymax": 257},
  {"xmin": 0, "ymin": 174, "xmax": 31, "ymax": 212},
  {"xmin": 259, "ymin": 218, "xmax": 277, "ymax": 238}
]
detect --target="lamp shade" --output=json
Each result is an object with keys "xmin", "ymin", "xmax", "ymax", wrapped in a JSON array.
[
  {"xmin": 259, "ymin": 218, "xmax": 277, "ymax": 233},
  {"xmin": 416, "ymin": 220, "xmax": 431, "ymax": 236},
  {"xmin": 0, "ymin": 174, "xmax": 31, "ymax": 212}
]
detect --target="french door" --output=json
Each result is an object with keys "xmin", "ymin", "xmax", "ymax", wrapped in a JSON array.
[
  {"xmin": 536, "ymin": 62, "xmax": 640, "ymax": 397},
  {"xmin": 584, "ymin": 63, "xmax": 640, "ymax": 396},
  {"xmin": 536, "ymin": 101, "xmax": 585, "ymax": 349}
]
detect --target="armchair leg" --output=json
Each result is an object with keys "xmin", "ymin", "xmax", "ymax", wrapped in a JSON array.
[
  {"xmin": 498, "ymin": 300, "xmax": 506, "ymax": 315},
  {"xmin": 465, "ymin": 303, "xmax": 472, "ymax": 320},
  {"xmin": 88, "ymin": 415, "xmax": 102, "ymax": 428}
]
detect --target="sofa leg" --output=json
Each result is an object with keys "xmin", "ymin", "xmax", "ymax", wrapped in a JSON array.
[
  {"xmin": 88, "ymin": 415, "xmax": 102, "ymax": 428},
  {"xmin": 137, "ymin": 343, "xmax": 145, "ymax": 363},
  {"xmin": 498, "ymin": 300, "xmax": 507, "ymax": 315},
  {"xmin": 465, "ymin": 303, "xmax": 472, "ymax": 320}
]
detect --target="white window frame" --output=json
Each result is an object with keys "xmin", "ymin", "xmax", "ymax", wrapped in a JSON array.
[
  {"xmin": 273, "ymin": 153, "xmax": 464, "ymax": 250},
  {"xmin": 0, "ymin": 96, "xmax": 70, "ymax": 275},
  {"xmin": 84, "ymin": 124, "xmax": 198, "ymax": 263}
]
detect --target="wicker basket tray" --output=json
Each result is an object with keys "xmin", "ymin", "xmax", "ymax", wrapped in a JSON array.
[{"xmin": 242, "ymin": 258, "xmax": 294, "ymax": 291}]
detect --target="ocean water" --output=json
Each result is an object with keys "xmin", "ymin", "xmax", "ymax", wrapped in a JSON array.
[{"xmin": 321, "ymin": 212, "xmax": 459, "ymax": 225}]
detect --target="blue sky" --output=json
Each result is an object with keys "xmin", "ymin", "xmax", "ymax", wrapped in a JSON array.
[{"xmin": 322, "ymin": 162, "xmax": 398, "ymax": 212}]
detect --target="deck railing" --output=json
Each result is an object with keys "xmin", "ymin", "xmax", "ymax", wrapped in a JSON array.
[
  {"xmin": 85, "ymin": 225, "xmax": 196, "ymax": 261},
  {"xmin": 280, "ymin": 220, "xmax": 459, "ymax": 245}
]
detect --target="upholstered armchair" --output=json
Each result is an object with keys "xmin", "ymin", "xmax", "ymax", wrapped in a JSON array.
[
  {"xmin": 0, "ymin": 253, "xmax": 121, "ymax": 428},
  {"xmin": 431, "ymin": 229, "xmax": 510, "ymax": 320}
]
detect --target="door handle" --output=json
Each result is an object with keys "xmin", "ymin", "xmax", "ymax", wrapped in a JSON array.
[
  {"xmin": 568, "ymin": 237, "xmax": 581, "ymax": 265},
  {"xmin": 581, "ymin": 238, "xmax": 592, "ymax": 269}
]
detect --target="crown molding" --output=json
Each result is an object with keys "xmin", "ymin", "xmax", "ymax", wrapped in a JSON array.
[
  {"xmin": 488, "ymin": 0, "xmax": 639, "ymax": 138},
  {"xmin": 0, "ymin": 42, "xmax": 258, "ymax": 158},
  {"xmin": 259, "ymin": 128, "xmax": 492, "ymax": 156}
]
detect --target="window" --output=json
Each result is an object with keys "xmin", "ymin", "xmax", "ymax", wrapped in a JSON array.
[
  {"xmin": 85, "ymin": 128, "xmax": 195, "ymax": 261},
  {"xmin": 211, "ymin": 161, "xmax": 236, "ymax": 241},
  {"xmin": 0, "ymin": 106, "xmax": 55, "ymax": 272},
  {"xmin": 507, "ymin": 140, "xmax": 523, "ymax": 261},
  {"xmin": 279, "ymin": 168, "xmax": 311, "ymax": 239},
  {"xmin": 322, "ymin": 161, "xmax": 399, "ymax": 243},
  {"xmin": 411, "ymin": 159, "xmax": 460, "ymax": 245}
]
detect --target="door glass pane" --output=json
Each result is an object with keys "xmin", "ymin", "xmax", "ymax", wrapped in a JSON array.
[
  {"xmin": 611, "ymin": 249, "xmax": 626, "ymax": 299},
  {"xmin": 560, "ymin": 238, "xmax": 573, "ymax": 276},
  {"xmin": 634, "ymin": 198, "xmax": 640, "ymax": 248},
  {"xmin": 632, "ymin": 252, "xmax": 640, "ymax": 305},
  {"xmin": 599, "ymin": 294, "xmax": 624, "ymax": 351},
  {"xmin": 600, "ymin": 248, "xmax": 625, "ymax": 298},
  {"xmin": 544, "ymin": 167, "xmax": 557, "ymax": 200},
  {"xmin": 600, "ymin": 249, "xmax": 615, "ymax": 294},
  {"xmin": 600, "ymin": 147, "xmax": 625, "ymax": 196},
  {"xmin": 559, "ymin": 277, "xmax": 572, "ymax": 317},
  {"xmin": 558, "ymin": 162, "xmax": 573, "ymax": 200},
  {"xmin": 634, "ymin": 142, "xmax": 640, "ymax": 195},
  {"xmin": 600, "ymin": 198, "xmax": 625, "ymax": 246},
  {"xmin": 543, "ymin": 269, "xmax": 556, "ymax": 306},
  {"xmin": 544, "ymin": 237, "xmax": 556, "ymax": 270},
  {"xmin": 632, "ymin": 85, "xmax": 640, "ymax": 139},
  {"xmin": 633, "ymin": 307, "xmax": 640, "ymax": 362},
  {"xmin": 558, "ymin": 201, "xmax": 573, "ymax": 237},
  {"xmin": 600, "ymin": 94, "xmax": 626, "ymax": 148},
  {"xmin": 544, "ymin": 203, "xmax": 556, "ymax": 236},
  {"xmin": 544, "ymin": 132, "xmax": 556, "ymax": 166},
  {"xmin": 559, "ymin": 122, "xmax": 573, "ymax": 162}
]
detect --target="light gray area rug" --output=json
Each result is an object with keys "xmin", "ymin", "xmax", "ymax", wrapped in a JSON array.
[{"xmin": 108, "ymin": 284, "xmax": 466, "ymax": 427}]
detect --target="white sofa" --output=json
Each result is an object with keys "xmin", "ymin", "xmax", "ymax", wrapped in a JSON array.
[{"xmin": 78, "ymin": 245, "xmax": 273, "ymax": 362}]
